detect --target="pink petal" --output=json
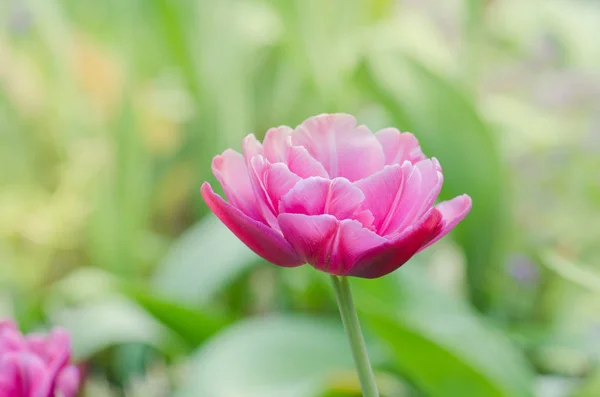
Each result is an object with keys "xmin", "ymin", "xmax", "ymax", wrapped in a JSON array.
[
  {"xmin": 248, "ymin": 156, "xmax": 302, "ymax": 229},
  {"xmin": 212, "ymin": 149, "xmax": 262, "ymax": 222},
  {"xmin": 286, "ymin": 146, "xmax": 329, "ymax": 178},
  {"xmin": 390, "ymin": 159, "xmax": 443, "ymax": 233},
  {"xmin": 0, "ymin": 325, "xmax": 26, "ymax": 355},
  {"xmin": 201, "ymin": 182, "xmax": 303, "ymax": 267},
  {"xmin": 278, "ymin": 214, "xmax": 385, "ymax": 275},
  {"xmin": 55, "ymin": 366, "xmax": 80, "ymax": 397},
  {"xmin": 242, "ymin": 134, "xmax": 264, "ymax": 159},
  {"xmin": 376, "ymin": 128, "xmax": 426, "ymax": 165},
  {"xmin": 261, "ymin": 126, "xmax": 329, "ymax": 178},
  {"xmin": 0, "ymin": 320, "xmax": 17, "ymax": 331},
  {"xmin": 419, "ymin": 194, "xmax": 472, "ymax": 251},
  {"xmin": 291, "ymin": 114, "xmax": 385, "ymax": 181},
  {"xmin": 347, "ymin": 208, "xmax": 443, "ymax": 278},
  {"xmin": 279, "ymin": 177, "xmax": 373, "ymax": 228},
  {"xmin": 41, "ymin": 329, "xmax": 71, "ymax": 374},
  {"xmin": 262, "ymin": 126, "xmax": 293, "ymax": 163},
  {"xmin": 1, "ymin": 352, "xmax": 49, "ymax": 397},
  {"xmin": 355, "ymin": 159, "xmax": 442, "ymax": 236}
]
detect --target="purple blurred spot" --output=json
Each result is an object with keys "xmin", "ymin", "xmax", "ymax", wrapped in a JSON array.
[
  {"xmin": 9, "ymin": 2, "xmax": 33, "ymax": 34},
  {"xmin": 506, "ymin": 253, "xmax": 540, "ymax": 285}
]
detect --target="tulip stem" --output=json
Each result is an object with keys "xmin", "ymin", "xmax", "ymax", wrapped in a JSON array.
[{"xmin": 331, "ymin": 275, "xmax": 379, "ymax": 397}]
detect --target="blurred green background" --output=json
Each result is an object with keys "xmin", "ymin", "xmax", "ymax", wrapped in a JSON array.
[{"xmin": 1, "ymin": 0, "xmax": 600, "ymax": 396}]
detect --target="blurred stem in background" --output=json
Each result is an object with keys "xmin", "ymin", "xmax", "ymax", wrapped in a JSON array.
[{"xmin": 331, "ymin": 276, "xmax": 379, "ymax": 397}]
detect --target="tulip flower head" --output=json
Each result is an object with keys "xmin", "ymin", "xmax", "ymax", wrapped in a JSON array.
[
  {"xmin": 0, "ymin": 320, "xmax": 80, "ymax": 397},
  {"xmin": 202, "ymin": 113, "xmax": 472, "ymax": 278}
]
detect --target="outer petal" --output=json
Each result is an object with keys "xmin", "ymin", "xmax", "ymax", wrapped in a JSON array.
[
  {"xmin": 212, "ymin": 149, "xmax": 262, "ymax": 222},
  {"xmin": 355, "ymin": 159, "xmax": 442, "ymax": 236},
  {"xmin": 278, "ymin": 214, "xmax": 385, "ymax": 275},
  {"xmin": 347, "ymin": 208, "xmax": 443, "ymax": 278},
  {"xmin": 26, "ymin": 329, "xmax": 70, "ymax": 367},
  {"xmin": 0, "ymin": 320, "xmax": 17, "ymax": 331},
  {"xmin": 376, "ymin": 128, "xmax": 426, "ymax": 165},
  {"xmin": 0, "ymin": 324, "xmax": 26, "ymax": 355},
  {"xmin": 1, "ymin": 352, "xmax": 49, "ymax": 397},
  {"xmin": 242, "ymin": 134, "xmax": 264, "ymax": 159},
  {"xmin": 262, "ymin": 126, "xmax": 292, "ymax": 163},
  {"xmin": 419, "ymin": 194, "xmax": 472, "ymax": 251},
  {"xmin": 291, "ymin": 114, "xmax": 385, "ymax": 181},
  {"xmin": 201, "ymin": 182, "xmax": 303, "ymax": 267},
  {"xmin": 389, "ymin": 159, "xmax": 443, "ymax": 233},
  {"xmin": 248, "ymin": 156, "xmax": 302, "ymax": 229},
  {"xmin": 55, "ymin": 366, "xmax": 80, "ymax": 397}
]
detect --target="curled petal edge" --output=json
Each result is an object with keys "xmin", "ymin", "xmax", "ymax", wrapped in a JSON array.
[{"xmin": 201, "ymin": 183, "xmax": 304, "ymax": 267}]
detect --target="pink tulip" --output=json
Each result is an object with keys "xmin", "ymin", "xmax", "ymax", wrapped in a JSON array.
[
  {"xmin": 201, "ymin": 113, "xmax": 472, "ymax": 278},
  {"xmin": 0, "ymin": 320, "xmax": 80, "ymax": 397}
]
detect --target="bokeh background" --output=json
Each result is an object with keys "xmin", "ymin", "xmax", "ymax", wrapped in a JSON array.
[{"xmin": 1, "ymin": 0, "xmax": 600, "ymax": 396}]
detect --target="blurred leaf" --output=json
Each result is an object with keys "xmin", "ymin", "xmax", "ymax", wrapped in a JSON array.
[
  {"xmin": 534, "ymin": 376, "xmax": 579, "ymax": 397},
  {"xmin": 152, "ymin": 0, "xmax": 202, "ymax": 99},
  {"xmin": 176, "ymin": 315, "xmax": 368, "ymax": 397},
  {"xmin": 541, "ymin": 251, "xmax": 600, "ymax": 293},
  {"xmin": 271, "ymin": 0, "xmax": 373, "ymax": 106},
  {"xmin": 357, "ymin": 54, "xmax": 510, "ymax": 311},
  {"xmin": 461, "ymin": 0, "xmax": 487, "ymax": 87},
  {"xmin": 570, "ymin": 368, "xmax": 600, "ymax": 397},
  {"xmin": 55, "ymin": 296, "xmax": 173, "ymax": 360},
  {"xmin": 354, "ymin": 265, "xmax": 535, "ymax": 397},
  {"xmin": 130, "ymin": 289, "xmax": 231, "ymax": 348},
  {"xmin": 152, "ymin": 214, "xmax": 258, "ymax": 305}
]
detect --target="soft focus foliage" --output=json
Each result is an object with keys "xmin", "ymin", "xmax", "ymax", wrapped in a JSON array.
[{"xmin": 1, "ymin": 0, "xmax": 599, "ymax": 396}]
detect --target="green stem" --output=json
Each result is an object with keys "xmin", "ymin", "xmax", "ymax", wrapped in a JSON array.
[{"xmin": 331, "ymin": 275, "xmax": 379, "ymax": 397}]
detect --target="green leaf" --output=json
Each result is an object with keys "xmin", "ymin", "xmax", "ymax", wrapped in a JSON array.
[
  {"xmin": 570, "ymin": 369, "xmax": 600, "ymax": 397},
  {"xmin": 176, "ymin": 315, "xmax": 371, "ymax": 397},
  {"xmin": 130, "ymin": 288, "xmax": 231, "ymax": 348},
  {"xmin": 54, "ymin": 296, "xmax": 173, "ymax": 360},
  {"xmin": 152, "ymin": 214, "xmax": 259, "ymax": 305},
  {"xmin": 353, "ymin": 265, "xmax": 535, "ymax": 397},
  {"xmin": 357, "ymin": 54, "xmax": 510, "ymax": 311},
  {"xmin": 541, "ymin": 251, "xmax": 600, "ymax": 293}
]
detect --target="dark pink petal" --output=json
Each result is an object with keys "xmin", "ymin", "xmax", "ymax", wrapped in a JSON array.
[
  {"xmin": 201, "ymin": 182, "xmax": 303, "ymax": 267},
  {"xmin": 262, "ymin": 126, "xmax": 293, "ymax": 163},
  {"xmin": 419, "ymin": 194, "xmax": 472, "ymax": 251},
  {"xmin": 279, "ymin": 177, "xmax": 373, "ymax": 228},
  {"xmin": 376, "ymin": 128, "xmax": 426, "ymax": 165},
  {"xmin": 212, "ymin": 149, "xmax": 262, "ymax": 222},
  {"xmin": 389, "ymin": 159, "xmax": 443, "ymax": 233},
  {"xmin": 278, "ymin": 214, "xmax": 385, "ymax": 275},
  {"xmin": 291, "ymin": 114, "xmax": 385, "ymax": 181},
  {"xmin": 0, "ymin": 357, "xmax": 17, "ymax": 397},
  {"xmin": 354, "ymin": 164, "xmax": 406, "ymax": 233},
  {"xmin": 55, "ymin": 366, "xmax": 80, "ymax": 397},
  {"xmin": 347, "ymin": 208, "xmax": 443, "ymax": 278},
  {"xmin": 355, "ymin": 159, "xmax": 442, "ymax": 236},
  {"xmin": 248, "ymin": 156, "xmax": 302, "ymax": 229},
  {"xmin": 2, "ymin": 352, "xmax": 49, "ymax": 397}
]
